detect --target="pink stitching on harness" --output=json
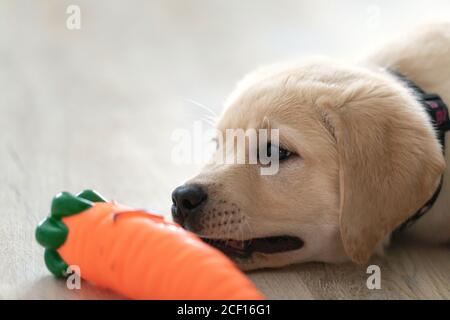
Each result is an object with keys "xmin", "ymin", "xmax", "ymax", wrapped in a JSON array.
[
  {"xmin": 436, "ymin": 109, "xmax": 447, "ymax": 125},
  {"xmin": 426, "ymin": 100, "xmax": 439, "ymax": 109}
]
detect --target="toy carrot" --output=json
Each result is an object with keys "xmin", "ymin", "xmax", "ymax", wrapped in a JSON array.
[{"xmin": 35, "ymin": 190, "xmax": 263, "ymax": 300}]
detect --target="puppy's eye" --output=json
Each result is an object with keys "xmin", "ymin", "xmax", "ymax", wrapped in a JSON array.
[
  {"xmin": 267, "ymin": 142, "xmax": 293, "ymax": 161},
  {"xmin": 278, "ymin": 147, "xmax": 293, "ymax": 160}
]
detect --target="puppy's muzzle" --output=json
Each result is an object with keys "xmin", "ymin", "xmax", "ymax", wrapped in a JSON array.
[{"xmin": 171, "ymin": 184, "xmax": 207, "ymax": 229}]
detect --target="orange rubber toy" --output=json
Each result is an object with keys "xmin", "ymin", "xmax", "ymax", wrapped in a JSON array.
[{"xmin": 35, "ymin": 190, "xmax": 263, "ymax": 300}]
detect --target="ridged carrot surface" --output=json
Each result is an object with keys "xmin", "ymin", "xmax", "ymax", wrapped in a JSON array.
[{"xmin": 35, "ymin": 190, "xmax": 263, "ymax": 300}]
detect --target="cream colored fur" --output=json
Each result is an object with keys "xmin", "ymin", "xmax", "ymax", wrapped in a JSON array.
[{"xmin": 184, "ymin": 23, "xmax": 450, "ymax": 270}]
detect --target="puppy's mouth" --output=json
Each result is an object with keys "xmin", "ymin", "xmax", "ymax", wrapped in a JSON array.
[{"xmin": 201, "ymin": 236, "xmax": 304, "ymax": 258}]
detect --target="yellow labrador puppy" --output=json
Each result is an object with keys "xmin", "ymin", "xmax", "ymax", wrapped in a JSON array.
[{"xmin": 172, "ymin": 23, "xmax": 450, "ymax": 270}]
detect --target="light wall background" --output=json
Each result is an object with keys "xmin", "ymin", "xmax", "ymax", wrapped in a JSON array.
[{"xmin": 1, "ymin": 0, "xmax": 450, "ymax": 212}]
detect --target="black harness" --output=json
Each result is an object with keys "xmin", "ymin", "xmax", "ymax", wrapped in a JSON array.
[{"xmin": 390, "ymin": 70, "xmax": 450, "ymax": 235}]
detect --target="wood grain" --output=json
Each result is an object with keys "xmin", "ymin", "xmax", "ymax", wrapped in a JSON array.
[{"xmin": 0, "ymin": 0, "xmax": 449, "ymax": 299}]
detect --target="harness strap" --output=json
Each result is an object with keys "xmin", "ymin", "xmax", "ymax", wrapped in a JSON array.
[{"xmin": 389, "ymin": 70, "xmax": 450, "ymax": 235}]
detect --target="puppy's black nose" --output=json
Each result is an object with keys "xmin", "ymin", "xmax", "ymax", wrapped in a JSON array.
[{"xmin": 171, "ymin": 184, "xmax": 207, "ymax": 224}]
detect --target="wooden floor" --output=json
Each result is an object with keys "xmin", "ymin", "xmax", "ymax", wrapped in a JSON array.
[{"xmin": 1, "ymin": 1, "xmax": 449, "ymax": 299}]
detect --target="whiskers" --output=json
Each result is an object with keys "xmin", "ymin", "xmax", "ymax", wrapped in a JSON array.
[
  {"xmin": 242, "ymin": 216, "xmax": 254, "ymax": 247},
  {"xmin": 185, "ymin": 98, "xmax": 219, "ymax": 128}
]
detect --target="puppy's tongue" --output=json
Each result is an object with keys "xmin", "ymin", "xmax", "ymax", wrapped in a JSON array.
[{"xmin": 226, "ymin": 239, "xmax": 246, "ymax": 250}]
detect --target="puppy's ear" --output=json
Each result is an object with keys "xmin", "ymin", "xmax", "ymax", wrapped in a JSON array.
[{"xmin": 322, "ymin": 82, "xmax": 445, "ymax": 264}]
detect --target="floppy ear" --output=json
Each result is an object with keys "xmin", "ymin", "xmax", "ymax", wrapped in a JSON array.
[{"xmin": 322, "ymin": 82, "xmax": 445, "ymax": 264}]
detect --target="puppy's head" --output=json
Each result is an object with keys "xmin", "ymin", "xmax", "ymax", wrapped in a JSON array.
[{"xmin": 172, "ymin": 58, "xmax": 445, "ymax": 270}]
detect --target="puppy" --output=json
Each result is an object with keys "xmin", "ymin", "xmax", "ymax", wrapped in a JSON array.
[{"xmin": 172, "ymin": 23, "xmax": 450, "ymax": 270}]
